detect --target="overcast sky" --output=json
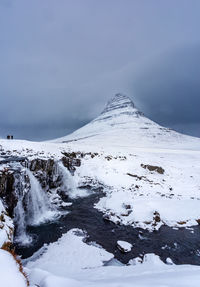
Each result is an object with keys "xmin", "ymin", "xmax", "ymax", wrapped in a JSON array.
[{"xmin": 0, "ymin": 0, "xmax": 200, "ymax": 140}]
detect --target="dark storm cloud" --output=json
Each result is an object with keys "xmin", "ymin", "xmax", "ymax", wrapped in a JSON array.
[
  {"xmin": 133, "ymin": 45, "xmax": 200, "ymax": 137},
  {"xmin": 0, "ymin": 0, "xmax": 200, "ymax": 140}
]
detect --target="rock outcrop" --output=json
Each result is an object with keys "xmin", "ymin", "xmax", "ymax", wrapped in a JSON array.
[
  {"xmin": 0, "ymin": 169, "xmax": 16, "ymax": 217},
  {"xmin": 0, "ymin": 153, "xmax": 82, "ymax": 218}
]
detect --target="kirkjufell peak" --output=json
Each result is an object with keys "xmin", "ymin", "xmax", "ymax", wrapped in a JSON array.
[
  {"xmin": 53, "ymin": 93, "xmax": 200, "ymax": 150},
  {"xmin": 99, "ymin": 93, "xmax": 143, "ymax": 120},
  {"xmin": 101, "ymin": 93, "xmax": 135, "ymax": 114}
]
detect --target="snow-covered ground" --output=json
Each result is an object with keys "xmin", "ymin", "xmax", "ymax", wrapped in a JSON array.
[
  {"xmin": 1, "ymin": 93, "xmax": 200, "ymax": 286},
  {"xmin": 0, "ymin": 192, "xmax": 27, "ymax": 287},
  {"xmin": 0, "ymin": 199, "xmax": 13, "ymax": 248},
  {"xmin": 0, "ymin": 249, "xmax": 27, "ymax": 287},
  {"xmin": 1, "ymin": 94, "xmax": 200, "ymax": 230},
  {"xmin": 25, "ymin": 228, "xmax": 200, "ymax": 287}
]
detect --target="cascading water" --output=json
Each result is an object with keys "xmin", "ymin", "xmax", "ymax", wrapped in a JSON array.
[
  {"xmin": 13, "ymin": 165, "xmax": 32, "ymax": 245},
  {"xmin": 57, "ymin": 161, "xmax": 77, "ymax": 198},
  {"xmin": 14, "ymin": 166, "xmax": 57, "ymax": 245},
  {"xmin": 57, "ymin": 161, "xmax": 91, "ymax": 198},
  {"xmin": 25, "ymin": 169, "xmax": 56, "ymax": 226},
  {"xmin": 14, "ymin": 161, "xmax": 79, "ymax": 246}
]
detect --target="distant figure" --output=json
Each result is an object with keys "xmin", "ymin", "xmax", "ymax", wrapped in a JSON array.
[{"xmin": 7, "ymin": 135, "xmax": 13, "ymax": 139}]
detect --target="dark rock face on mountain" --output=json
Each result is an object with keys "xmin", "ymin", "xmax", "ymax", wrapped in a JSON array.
[
  {"xmin": 101, "ymin": 93, "xmax": 135, "ymax": 114},
  {"xmin": 96, "ymin": 93, "xmax": 143, "ymax": 122}
]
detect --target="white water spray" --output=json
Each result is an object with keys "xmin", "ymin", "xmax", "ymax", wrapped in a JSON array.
[
  {"xmin": 25, "ymin": 169, "xmax": 56, "ymax": 226},
  {"xmin": 14, "ymin": 167, "xmax": 57, "ymax": 245},
  {"xmin": 14, "ymin": 167, "xmax": 32, "ymax": 245},
  {"xmin": 57, "ymin": 161, "xmax": 90, "ymax": 198},
  {"xmin": 57, "ymin": 161, "xmax": 76, "ymax": 197}
]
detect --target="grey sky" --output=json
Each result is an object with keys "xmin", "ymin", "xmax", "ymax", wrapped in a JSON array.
[{"xmin": 0, "ymin": 0, "xmax": 200, "ymax": 140}]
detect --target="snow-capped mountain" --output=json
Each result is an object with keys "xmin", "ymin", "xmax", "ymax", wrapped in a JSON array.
[
  {"xmin": 1, "ymin": 93, "xmax": 200, "ymax": 287},
  {"xmin": 54, "ymin": 93, "xmax": 200, "ymax": 150}
]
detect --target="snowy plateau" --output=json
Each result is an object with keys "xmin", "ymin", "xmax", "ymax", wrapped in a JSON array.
[{"xmin": 0, "ymin": 93, "xmax": 200, "ymax": 286}]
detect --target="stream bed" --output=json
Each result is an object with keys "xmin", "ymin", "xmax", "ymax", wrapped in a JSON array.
[{"xmin": 15, "ymin": 191, "xmax": 200, "ymax": 265}]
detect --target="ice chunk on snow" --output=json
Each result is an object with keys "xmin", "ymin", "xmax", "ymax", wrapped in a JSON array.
[
  {"xmin": 117, "ymin": 240, "xmax": 132, "ymax": 252},
  {"xmin": 128, "ymin": 257, "xmax": 143, "ymax": 265},
  {"xmin": 129, "ymin": 253, "xmax": 165, "ymax": 266},
  {"xmin": 166, "ymin": 257, "xmax": 174, "ymax": 265},
  {"xmin": 142, "ymin": 253, "xmax": 165, "ymax": 266}
]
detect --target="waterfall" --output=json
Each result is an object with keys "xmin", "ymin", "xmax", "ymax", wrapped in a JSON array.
[
  {"xmin": 57, "ymin": 161, "xmax": 77, "ymax": 198},
  {"xmin": 14, "ymin": 167, "xmax": 57, "ymax": 245},
  {"xmin": 14, "ymin": 166, "xmax": 32, "ymax": 245},
  {"xmin": 25, "ymin": 169, "xmax": 56, "ymax": 226},
  {"xmin": 57, "ymin": 161, "xmax": 91, "ymax": 198}
]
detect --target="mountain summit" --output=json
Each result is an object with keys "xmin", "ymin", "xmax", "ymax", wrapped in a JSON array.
[
  {"xmin": 101, "ymin": 93, "xmax": 135, "ymax": 114},
  {"xmin": 100, "ymin": 93, "xmax": 143, "ymax": 119},
  {"xmin": 54, "ymin": 93, "xmax": 200, "ymax": 150},
  {"xmin": 92, "ymin": 93, "xmax": 143, "ymax": 127}
]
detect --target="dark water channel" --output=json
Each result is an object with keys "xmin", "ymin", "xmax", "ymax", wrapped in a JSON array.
[{"xmin": 15, "ymin": 191, "xmax": 200, "ymax": 265}]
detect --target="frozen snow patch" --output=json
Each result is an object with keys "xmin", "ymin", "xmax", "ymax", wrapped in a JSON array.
[
  {"xmin": 117, "ymin": 240, "xmax": 132, "ymax": 253},
  {"xmin": 26, "ymin": 228, "xmax": 114, "ymax": 277},
  {"xmin": 129, "ymin": 253, "xmax": 165, "ymax": 266},
  {"xmin": 0, "ymin": 249, "xmax": 27, "ymax": 287}
]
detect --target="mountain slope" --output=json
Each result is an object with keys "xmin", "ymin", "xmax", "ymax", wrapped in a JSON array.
[{"xmin": 54, "ymin": 93, "xmax": 200, "ymax": 150}]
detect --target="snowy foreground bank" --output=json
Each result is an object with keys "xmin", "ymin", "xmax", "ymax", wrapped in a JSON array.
[
  {"xmin": 24, "ymin": 229, "xmax": 200, "ymax": 287},
  {"xmin": 1, "ymin": 228, "xmax": 200, "ymax": 287}
]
